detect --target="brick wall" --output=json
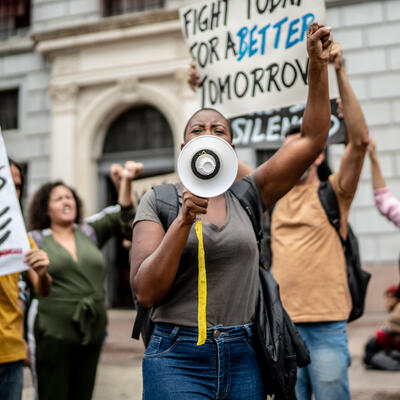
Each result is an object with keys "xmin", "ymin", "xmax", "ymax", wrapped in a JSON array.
[{"xmin": 327, "ymin": 0, "xmax": 400, "ymax": 264}]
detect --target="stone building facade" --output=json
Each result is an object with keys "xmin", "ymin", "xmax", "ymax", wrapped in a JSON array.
[{"xmin": 1, "ymin": 0, "xmax": 399, "ymax": 308}]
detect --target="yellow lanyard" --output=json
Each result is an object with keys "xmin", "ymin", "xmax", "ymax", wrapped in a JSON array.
[{"xmin": 195, "ymin": 219, "xmax": 207, "ymax": 346}]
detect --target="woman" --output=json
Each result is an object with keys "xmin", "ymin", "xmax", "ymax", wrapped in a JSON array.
[
  {"xmin": 27, "ymin": 161, "xmax": 142, "ymax": 400},
  {"xmin": 366, "ymin": 138, "xmax": 400, "ymax": 370},
  {"xmin": 368, "ymin": 138, "xmax": 400, "ymax": 227},
  {"xmin": 130, "ymin": 23, "xmax": 332, "ymax": 399}
]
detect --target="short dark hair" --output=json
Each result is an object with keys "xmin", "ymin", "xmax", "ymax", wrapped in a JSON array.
[
  {"xmin": 183, "ymin": 108, "xmax": 232, "ymax": 141},
  {"xmin": 8, "ymin": 158, "xmax": 25, "ymax": 204},
  {"xmin": 284, "ymin": 124, "xmax": 332, "ymax": 181},
  {"xmin": 28, "ymin": 181, "xmax": 83, "ymax": 231}
]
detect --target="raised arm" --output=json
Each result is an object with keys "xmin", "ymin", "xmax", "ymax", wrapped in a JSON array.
[
  {"xmin": 368, "ymin": 138, "xmax": 386, "ymax": 190},
  {"xmin": 332, "ymin": 42, "xmax": 369, "ymax": 193},
  {"xmin": 255, "ymin": 23, "xmax": 332, "ymax": 207},
  {"xmin": 130, "ymin": 189, "xmax": 208, "ymax": 307},
  {"xmin": 368, "ymin": 138, "xmax": 400, "ymax": 227},
  {"xmin": 118, "ymin": 161, "xmax": 142, "ymax": 208},
  {"xmin": 88, "ymin": 161, "xmax": 142, "ymax": 247}
]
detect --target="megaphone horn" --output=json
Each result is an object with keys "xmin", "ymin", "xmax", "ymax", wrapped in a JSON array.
[
  {"xmin": 177, "ymin": 135, "xmax": 238, "ymax": 198},
  {"xmin": 191, "ymin": 149, "xmax": 220, "ymax": 180}
]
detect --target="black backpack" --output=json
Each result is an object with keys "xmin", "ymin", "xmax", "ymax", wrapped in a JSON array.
[
  {"xmin": 265, "ymin": 179, "xmax": 371, "ymax": 323},
  {"xmin": 131, "ymin": 179, "xmax": 310, "ymax": 399},
  {"xmin": 318, "ymin": 180, "xmax": 371, "ymax": 322}
]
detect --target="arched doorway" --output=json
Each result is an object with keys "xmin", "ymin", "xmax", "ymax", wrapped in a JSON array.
[{"xmin": 98, "ymin": 104, "xmax": 174, "ymax": 308}]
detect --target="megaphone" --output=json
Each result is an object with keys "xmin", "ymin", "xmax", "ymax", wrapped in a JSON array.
[{"xmin": 177, "ymin": 135, "xmax": 238, "ymax": 198}]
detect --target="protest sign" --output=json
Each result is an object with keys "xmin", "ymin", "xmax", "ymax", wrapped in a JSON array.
[
  {"xmin": 180, "ymin": 0, "xmax": 333, "ymax": 118},
  {"xmin": 0, "ymin": 128, "xmax": 29, "ymax": 277},
  {"xmin": 231, "ymin": 98, "xmax": 345, "ymax": 148}
]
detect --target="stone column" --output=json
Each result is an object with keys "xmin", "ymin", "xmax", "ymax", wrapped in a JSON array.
[{"xmin": 49, "ymin": 83, "xmax": 78, "ymax": 185}]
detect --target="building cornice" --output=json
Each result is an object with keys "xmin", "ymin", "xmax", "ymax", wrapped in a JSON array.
[
  {"xmin": 31, "ymin": 8, "xmax": 179, "ymax": 47},
  {"xmin": 30, "ymin": 1, "xmax": 384, "ymax": 55},
  {"xmin": 31, "ymin": 9, "xmax": 182, "ymax": 55}
]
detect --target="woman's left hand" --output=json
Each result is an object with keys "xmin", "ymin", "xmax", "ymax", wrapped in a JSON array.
[{"xmin": 24, "ymin": 249, "xmax": 50, "ymax": 276}]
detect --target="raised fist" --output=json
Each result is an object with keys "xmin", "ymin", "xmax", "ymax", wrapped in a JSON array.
[{"xmin": 307, "ymin": 22, "xmax": 333, "ymax": 65}]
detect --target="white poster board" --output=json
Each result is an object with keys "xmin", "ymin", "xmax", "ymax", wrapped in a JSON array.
[
  {"xmin": 0, "ymin": 129, "xmax": 29, "ymax": 276},
  {"xmin": 180, "ymin": 0, "xmax": 334, "ymax": 118}
]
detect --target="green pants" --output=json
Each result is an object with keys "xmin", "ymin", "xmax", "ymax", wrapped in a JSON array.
[{"xmin": 35, "ymin": 335, "xmax": 102, "ymax": 400}]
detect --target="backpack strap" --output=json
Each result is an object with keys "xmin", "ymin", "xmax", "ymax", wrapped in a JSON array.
[
  {"xmin": 229, "ymin": 179, "xmax": 262, "ymax": 244},
  {"xmin": 131, "ymin": 184, "xmax": 179, "ymax": 341},
  {"xmin": 264, "ymin": 204, "xmax": 275, "ymax": 270},
  {"xmin": 318, "ymin": 180, "xmax": 345, "ymax": 244},
  {"xmin": 131, "ymin": 303, "xmax": 152, "ymax": 341},
  {"xmin": 153, "ymin": 184, "xmax": 180, "ymax": 232},
  {"xmin": 229, "ymin": 179, "xmax": 266, "ymax": 266},
  {"xmin": 79, "ymin": 222, "xmax": 99, "ymax": 247}
]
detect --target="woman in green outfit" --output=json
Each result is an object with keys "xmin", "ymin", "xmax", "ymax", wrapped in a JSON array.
[{"xmin": 26, "ymin": 162, "xmax": 142, "ymax": 400}]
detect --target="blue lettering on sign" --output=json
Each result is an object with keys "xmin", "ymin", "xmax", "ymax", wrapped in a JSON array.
[
  {"xmin": 300, "ymin": 13, "xmax": 314, "ymax": 42},
  {"xmin": 258, "ymin": 24, "xmax": 270, "ymax": 55},
  {"xmin": 286, "ymin": 17, "xmax": 300, "ymax": 49},
  {"xmin": 236, "ymin": 13, "xmax": 315, "ymax": 61},
  {"xmin": 273, "ymin": 16, "xmax": 288, "ymax": 49}
]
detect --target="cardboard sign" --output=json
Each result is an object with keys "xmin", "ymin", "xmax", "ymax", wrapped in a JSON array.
[
  {"xmin": 0, "ymin": 129, "xmax": 29, "ymax": 277},
  {"xmin": 231, "ymin": 98, "xmax": 345, "ymax": 148},
  {"xmin": 180, "ymin": 0, "xmax": 329, "ymax": 118}
]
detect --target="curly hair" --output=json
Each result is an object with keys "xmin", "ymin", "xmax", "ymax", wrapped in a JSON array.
[{"xmin": 28, "ymin": 181, "xmax": 83, "ymax": 231}]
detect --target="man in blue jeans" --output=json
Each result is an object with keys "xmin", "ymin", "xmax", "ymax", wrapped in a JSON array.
[{"xmin": 270, "ymin": 42, "xmax": 369, "ymax": 399}]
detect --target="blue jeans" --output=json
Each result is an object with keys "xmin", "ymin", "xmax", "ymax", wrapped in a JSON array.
[
  {"xmin": 0, "ymin": 360, "xmax": 23, "ymax": 400},
  {"xmin": 295, "ymin": 321, "xmax": 351, "ymax": 400},
  {"xmin": 142, "ymin": 323, "xmax": 266, "ymax": 399}
]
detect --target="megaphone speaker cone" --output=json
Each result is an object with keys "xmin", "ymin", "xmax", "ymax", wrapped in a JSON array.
[{"xmin": 177, "ymin": 135, "xmax": 238, "ymax": 198}]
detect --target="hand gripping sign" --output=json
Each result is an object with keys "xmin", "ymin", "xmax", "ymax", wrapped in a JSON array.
[{"xmin": 0, "ymin": 128, "xmax": 29, "ymax": 276}]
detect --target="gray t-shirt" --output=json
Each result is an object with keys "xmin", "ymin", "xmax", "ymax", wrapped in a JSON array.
[{"xmin": 133, "ymin": 174, "xmax": 263, "ymax": 328}]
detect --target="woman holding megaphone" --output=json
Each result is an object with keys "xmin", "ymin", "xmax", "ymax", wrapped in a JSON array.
[{"xmin": 131, "ymin": 22, "xmax": 332, "ymax": 400}]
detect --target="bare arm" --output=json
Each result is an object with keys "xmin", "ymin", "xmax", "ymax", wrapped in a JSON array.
[
  {"xmin": 130, "ymin": 188, "xmax": 208, "ymax": 307},
  {"xmin": 25, "ymin": 249, "xmax": 52, "ymax": 296},
  {"xmin": 332, "ymin": 42, "xmax": 369, "ymax": 193},
  {"xmin": 237, "ymin": 159, "xmax": 254, "ymax": 180},
  {"xmin": 255, "ymin": 23, "xmax": 332, "ymax": 207},
  {"xmin": 368, "ymin": 138, "xmax": 386, "ymax": 190},
  {"xmin": 117, "ymin": 161, "xmax": 143, "ymax": 208}
]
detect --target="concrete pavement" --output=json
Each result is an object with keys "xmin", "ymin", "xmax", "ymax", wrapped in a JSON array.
[{"xmin": 23, "ymin": 309, "xmax": 400, "ymax": 400}]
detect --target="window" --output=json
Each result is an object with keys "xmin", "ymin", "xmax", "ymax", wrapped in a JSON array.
[
  {"xmin": 0, "ymin": 88, "xmax": 18, "ymax": 131},
  {"xmin": 0, "ymin": 0, "xmax": 31, "ymax": 40},
  {"xmin": 103, "ymin": 0, "xmax": 165, "ymax": 17},
  {"xmin": 103, "ymin": 105, "xmax": 173, "ymax": 153}
]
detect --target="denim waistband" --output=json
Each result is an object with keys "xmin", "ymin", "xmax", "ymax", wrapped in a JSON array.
[{"xmin": 153, "ymin": 322, "xmax": 255, "ymax": 340}]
